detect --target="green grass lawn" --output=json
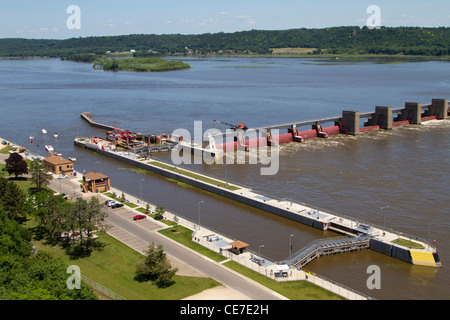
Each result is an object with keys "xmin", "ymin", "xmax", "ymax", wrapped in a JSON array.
[
  {"xmin": 149, "ymin": 161, "xmax": 241, "ymax": 191},
  {"xmin": 0, "ymin": 146, "xmax": 12, "ymax": 154},
  {"xmin": 1, "ymin": 164, "xmax": 52, "ymax": 195},
  {"xmin": 392, "ymin": 238, "xmax": 425, "ymax": 250},
  {"xmin": 159, "ymin": 226, "xmax": 227, "ymax": 263},
  {"xmin": 32, "ymin": 233, "xmax": 221, "ymax": 300},
  {"xmin": 224, "ymin": 261, "xmax": 345, "ymax": 300}
]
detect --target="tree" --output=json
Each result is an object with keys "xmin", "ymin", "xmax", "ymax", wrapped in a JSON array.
[
  {"xmin": 154, "ymin": 206, "xmax": 165, "ymax": 220},
  {"xmin": 5, "ymin": 152, "xmax": 28, "ymax": 178},
  {"xmin": 29, "ymin": 159, "xmax": 52, "ymax": 192},
  {"xmin": 172, "ymin": 215, "xmax": 179, "ymax": 232},
  {"xmin": 64, "ymin": 197, "xmax": 108, "ymax": 257},
  {"xmin": 135, "ymin": 242, "xmax": 178, "ymax": 288},
  {"xmin": 0, "ymin": 177, "xmax": 28, "ymax": 223}
]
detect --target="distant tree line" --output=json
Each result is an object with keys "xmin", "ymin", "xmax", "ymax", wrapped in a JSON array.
[{"xmin": 1, "ymin": 26, "xmax": 449, "ymax": 57}]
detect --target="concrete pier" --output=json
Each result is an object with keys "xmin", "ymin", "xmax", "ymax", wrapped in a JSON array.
[
  {"xmin": 340, "ymin": 110, "xmax": 360, "ymax": 135},
  {"xmin": 427, "ymin": 98, "xmax": 449, "ymax": 120},
  {"xmin": 400, "ymin": 102, "xmax": 422, "ymax": 124},
  {"xmin": 364, "ymin": 106, "xmax": 393, "ymax": 130}
]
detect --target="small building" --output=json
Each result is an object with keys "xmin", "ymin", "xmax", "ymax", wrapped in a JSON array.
[
  {"xmin": 229, "ymin": 240, "xmax": 249, "ymax": 255},
  {"xmin": 44, "ymin": 154, "xmax": 73, "ymax": 176},
  {"xmin": 82, "ymin": 171, "xmax": 111, "ymax": 193}
]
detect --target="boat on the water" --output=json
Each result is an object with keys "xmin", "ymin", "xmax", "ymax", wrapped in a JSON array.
[
  {"xmin": 54, "ymin": 152, "xmax": 62, "ymax": 157},
  {"xmin": 45, "ymin": 145, "xmax": 54, "ymax": 152},
  {"xmin": 53, "ymin": 132, "xmax": 58, "ymax": 138},
  {"xmin": 69, "ymin": 157, "xmax": 77, "ymax": 162},
  {"xmin": 42, "ymin": 129, "xmax": 47, "ymax": 134},
  {"xmin": 29, "ymin": 136, "xmax": 34, "ymax": 143}
]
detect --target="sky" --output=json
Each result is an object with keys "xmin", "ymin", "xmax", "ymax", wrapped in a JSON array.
[{"xmin": 1, "ymin": 0, "xmax": 449, "ymax": 39}]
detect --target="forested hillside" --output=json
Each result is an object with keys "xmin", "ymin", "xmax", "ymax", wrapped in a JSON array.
[{"xmin": 1, "ymin": 26, "xmax": 449, "ymax": 57}]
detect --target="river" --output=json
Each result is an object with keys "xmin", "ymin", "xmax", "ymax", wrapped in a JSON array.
[{"xmin": 0, "ymin": 56, "xmax": 448, "ymax": 300}]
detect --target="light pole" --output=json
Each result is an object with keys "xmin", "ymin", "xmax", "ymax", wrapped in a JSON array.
[
  {"xmin": 381, "ymin": 205, "xmax": 389, "ymax": 236},
  {"xmin": 198, "ymin": 200, "xmax": 204, "ymax": 225},
  {"xmin": 289, "ymin": 234, "xmax": 294, "ymax": 266},
  {"xmin": 259, "ymin": 244, "xmax": 264, "ymax": 257},
  {"xmin": 287, "ymin": 181, "xmax": 295, "ymax": 207}
]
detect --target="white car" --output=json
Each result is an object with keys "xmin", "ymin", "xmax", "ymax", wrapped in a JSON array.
[
  {"xmin": 105, "ymin": 200, "xmax": 118, "ymax": 207},
  {"xmin": 58, "ymin": 174, "xmax": 68, "ymax": 179}
]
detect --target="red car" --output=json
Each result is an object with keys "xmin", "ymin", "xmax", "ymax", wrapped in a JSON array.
[{"xmin": 133, "ymin": 214, "xmax": 147, "ymax": 221}]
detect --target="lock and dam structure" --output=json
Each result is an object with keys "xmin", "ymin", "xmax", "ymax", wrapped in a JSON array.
[{"xmin": 76, "ymin": 98, "xmax": 447, "ymax": 269}]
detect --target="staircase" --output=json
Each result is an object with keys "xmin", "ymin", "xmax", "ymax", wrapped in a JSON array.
[{"xmin": 291, "ymin": 235, "xmax": 371, "ymax": 269}]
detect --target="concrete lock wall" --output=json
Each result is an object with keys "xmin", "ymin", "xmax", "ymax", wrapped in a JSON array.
[
  {"xmin": 75, "ymin": 141, "xmax": 328, "ymax": 231},
  {"xmin": 369, "ymin": 239, "xmax": 412, "ymax": 264}
]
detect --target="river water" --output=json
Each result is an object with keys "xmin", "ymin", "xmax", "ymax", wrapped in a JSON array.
[{"xmin": 0, "ymin": 56, "xmax": 448, "ymax": 300}]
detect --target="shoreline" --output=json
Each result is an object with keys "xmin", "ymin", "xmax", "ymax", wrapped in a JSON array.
[{"xmin": 2, "ymin": 54, "xmax": 450, "ymax": 61}]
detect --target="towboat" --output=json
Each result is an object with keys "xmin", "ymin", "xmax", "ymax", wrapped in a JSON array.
[{"xmin": 45, "ymin": 145, "xmax": 54, "ymax": 152}]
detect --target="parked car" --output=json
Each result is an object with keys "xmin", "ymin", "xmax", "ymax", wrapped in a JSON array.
[
  {"xmin": 111, "ymin": 202, "xmax": 124, "ymax": 209},
  {"xmin": 105, "ymin": 200, "xmax": 117, "ymax": 207},
  {"xmin": 133, "ymin": 214, "xmax": 147, "ymax": 221},
  {"xmin": 58, "ymin": 174, "xmax": 68, "ymax": 179}
]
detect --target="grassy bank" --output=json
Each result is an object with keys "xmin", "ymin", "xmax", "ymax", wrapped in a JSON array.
[
  {"xmin": 223, "ymin": 261, "xmax": 345, "ymax": 300},
  {"xmin": 149, "ymin": 161, "xmax": 241, "ymax": 191},
  {"xmin": 93, "ymin": 56, "xmax": 191, "ymax": 72},
  {"xmin": 159, "ymin": 225, "xmax": 227, "ymax": 263},
  {"xmin": 31, "ymin": 233, "xmax": 221, "ymax": 300}
]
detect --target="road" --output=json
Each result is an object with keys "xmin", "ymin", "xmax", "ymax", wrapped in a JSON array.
[{"xmin": 48, "ymin": 174, "xmax": 285, "ymax": 300}]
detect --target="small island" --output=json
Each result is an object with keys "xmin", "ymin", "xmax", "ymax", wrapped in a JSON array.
[{"xmin": 93, "ymin": 56, "xmax": 190, "ymax": 72}]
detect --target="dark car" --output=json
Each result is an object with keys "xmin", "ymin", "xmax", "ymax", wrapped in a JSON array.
[
  {"xmin": 133, "ymin": 214, "xmax": 147, "ymax": 221},
  {"xmin": 111, "ymin": 202, "xmax": 124, "ymax": 209}
]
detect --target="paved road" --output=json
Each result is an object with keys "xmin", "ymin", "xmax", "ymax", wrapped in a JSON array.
[{"xmin": 49, "ymin": 175, "xmax": 285, "ymax": 300}]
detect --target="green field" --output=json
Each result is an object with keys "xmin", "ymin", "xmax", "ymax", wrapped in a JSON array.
[{"xmin": 32, "ymin": 233, "xmax": 221, "ymax": 300}]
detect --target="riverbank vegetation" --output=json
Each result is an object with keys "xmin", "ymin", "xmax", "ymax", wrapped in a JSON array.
[
  {"xmin": 93, "ymin": 56, "xmax": 190, "ymax": 72},
  {"xmin": 1, "ymin": 26, "xmax": 449, "ymax": 58}
]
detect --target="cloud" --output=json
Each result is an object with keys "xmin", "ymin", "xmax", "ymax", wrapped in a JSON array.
[
  {"xmin": 198, "ymin": 18, "xmax": 218, "ymax": 26},
  {"xmin": 236, "ymin": 15, "xmax": 256, "ymax": 26},
  {"xmin": 217, "ymin": 11, "xmax": 229, "ymax": 15}
]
